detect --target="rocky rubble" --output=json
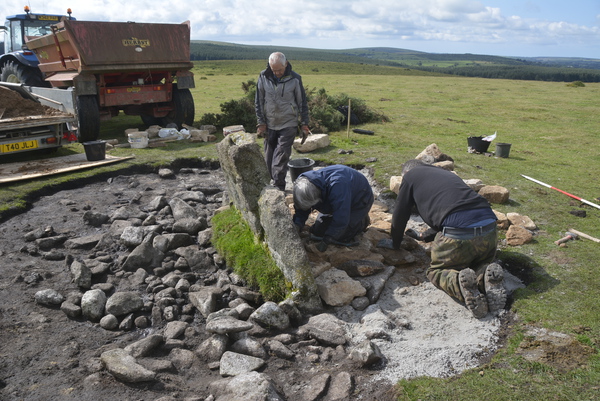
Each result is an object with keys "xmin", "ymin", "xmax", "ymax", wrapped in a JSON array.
[
  {"xmin": 6, "ymin": 166, "xmax": 401, "ymax": 400},
  {"xmin": 1, "ymin": 148, "xmax": 536, "ymax": 400}
]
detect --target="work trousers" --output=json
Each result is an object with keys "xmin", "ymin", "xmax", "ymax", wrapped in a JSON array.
[
  {"xmin": 310, "ymin": 191, "xmax": 373, "ymax": 243},
  {"xmin": 426, "ymin": 229, "xmax": 497, "ymax": 303},
  {"xmin": 264, "ymin": 126, "xmax": 297, "ymax": 190}
]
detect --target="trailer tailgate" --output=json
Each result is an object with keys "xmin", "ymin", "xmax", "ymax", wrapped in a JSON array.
[{"xmin": 28, "ymin": 20, "xmax": 193, "ymax": 73}]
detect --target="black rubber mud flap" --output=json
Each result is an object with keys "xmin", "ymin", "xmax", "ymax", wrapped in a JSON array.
[{"xmin": 76, "ymin": 95, "xmax": 101, "ymax": 143}]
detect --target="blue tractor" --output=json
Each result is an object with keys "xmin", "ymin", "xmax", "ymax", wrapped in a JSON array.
[{"xmin": 0, "ymin": 6, "xmax": 74, "ymax": 87}]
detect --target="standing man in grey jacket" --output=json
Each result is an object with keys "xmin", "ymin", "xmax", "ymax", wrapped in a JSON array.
[{"xmin": 255, "ymin": 52, "xmax": 310, "ymax": 191}]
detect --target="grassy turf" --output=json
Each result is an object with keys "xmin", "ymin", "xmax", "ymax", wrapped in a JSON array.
[
  {"xmin": 1, "ymin": 61, "xmax": 598, "ymax": 399},
  {"xmin": 211, "ymin": 207, "xmax": 288, "ymax": 302}
]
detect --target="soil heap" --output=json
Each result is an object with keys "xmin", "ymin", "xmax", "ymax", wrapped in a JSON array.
[{"xmin": 0, "ymin": 86, "xmax": 63, "ymax": 119}]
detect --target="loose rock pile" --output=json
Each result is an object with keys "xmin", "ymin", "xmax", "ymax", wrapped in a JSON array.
[
  {"xmin": 2, "ymin": 148, "xmax": 536, "ymax": 400},
  {"xmin": 10, "ymin": 166, "xmax": 400, "ymax": 400}
]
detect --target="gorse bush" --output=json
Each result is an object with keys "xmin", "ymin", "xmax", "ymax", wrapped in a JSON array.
[
  {"xmin": 325, "ymin": 91, "xmax": 390, "ymax": 125},
  {"xmin": 306, "ymin": 87, "xmax": 344, "ymax": 133},
  {"xmin": 215, "ymin": 98, "xmax": 256, "ymax": 129},
  {"xmin": 198, "ymin": 80, "xmax": 389, "ymax": 133},
  {"xmin": 198, "ymin": 80, "xmax": 256, "ymax": 129}
]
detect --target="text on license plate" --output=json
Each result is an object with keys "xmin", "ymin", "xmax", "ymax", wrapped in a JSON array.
[{"xmin": 1, "ymin": 140, "xmax": 39, "ymax": 153}]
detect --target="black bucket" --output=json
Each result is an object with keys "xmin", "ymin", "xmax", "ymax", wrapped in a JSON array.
[
  {"xmin": 288, "ymin": 158, "xmax": 315, "ymax": 182},
  {"xmin": 467, "ymin": 136, "xmax": 491, "ymax": 153},
  {"xmin": 83, "ymin": 140, "xmax": 106, "ymax": 161},
  {"xmin": 495, "ymin": 142, "xmax": 512, "ymax": 158}
]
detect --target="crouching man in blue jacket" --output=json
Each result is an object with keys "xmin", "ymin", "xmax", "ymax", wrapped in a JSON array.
[{"xmin": 292, "ymin": 165, "xmax": 374, "ymax": 247}]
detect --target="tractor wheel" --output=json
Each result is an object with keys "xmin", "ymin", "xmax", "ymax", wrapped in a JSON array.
[
  {"xmin": 162, "ymin": 86, "xmax": 195, "ymax": 128},
  {"xmin": 76, "ymin": 95, "xmax": 100, "ymax": 143},
  {"xmin": 1, "ymin": 60, "xmax": 48, "ymax": 87},
  {"xmin": 140, "ymin": 114, "xmax": 161, "ymax": 128}
]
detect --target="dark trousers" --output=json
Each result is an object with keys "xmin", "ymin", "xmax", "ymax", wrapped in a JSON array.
[
  {"xmin": 264, "ymin": 126, "xmax": 297, "ymax": 190},
  {"xmin": 310, "ymin": 192, "xmax": 373, "ymax": 243}
]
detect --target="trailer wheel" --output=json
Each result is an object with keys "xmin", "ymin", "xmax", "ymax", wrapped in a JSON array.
[
  {"xmin": 1, "ymin": 60, "xmax": 48, "ymax": 87},
  {"xmin": 141, "ymin": 114, "xmax": 161, "ymax": 128},
  {"xmin": 163, "ymin": 86, "xmax": 195, "ymax": 129},
  {"xmin": 76, "ymin": 95, "xmax": 101, "ymax": 143}
]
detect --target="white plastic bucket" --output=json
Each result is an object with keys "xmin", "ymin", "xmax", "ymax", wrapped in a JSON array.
[{"xmin": 128, "ymin": 131, "xmax": 149, "ymax": 149}]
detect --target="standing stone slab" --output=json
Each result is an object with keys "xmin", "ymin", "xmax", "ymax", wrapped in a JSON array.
[
  {"xmin": 258, "ymin": 187, "xmax": 322, "ymax": 312},
  {"xmin": 216, "ymin": 132, "xmax": 270, "ymax": 236}
]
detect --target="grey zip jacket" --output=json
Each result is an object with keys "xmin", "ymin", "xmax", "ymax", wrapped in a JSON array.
[{"xmin": 255, "ymin": 61, "xmax": 309, "ymax": 130}]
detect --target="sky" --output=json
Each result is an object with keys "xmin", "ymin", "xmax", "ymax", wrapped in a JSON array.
[{"xmin": 2, "ymin": 0, "xmax": 599, "ymax": 59}]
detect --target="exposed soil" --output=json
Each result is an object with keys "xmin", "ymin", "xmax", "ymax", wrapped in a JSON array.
[
  {"xmin": 0, "ymin": 86, "xmax": 67, "ymax": 119},
  {"xmin": 515, "ymin": 325, "xmax": 595, "ymax": 373}
]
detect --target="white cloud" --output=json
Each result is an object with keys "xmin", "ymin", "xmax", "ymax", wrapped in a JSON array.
[{"xmin": 0, "ymin": 0, "xmax": 597, "ymax": 57}]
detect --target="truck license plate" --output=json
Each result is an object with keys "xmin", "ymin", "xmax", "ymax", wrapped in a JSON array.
[{"xmin": 1, "ymin": 140, "xmax": 39, "ymax": 153}]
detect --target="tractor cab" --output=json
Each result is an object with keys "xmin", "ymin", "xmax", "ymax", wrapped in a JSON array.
[{"xmin": 0, "ymin": 6, "xmax": 74, "ymax": 84}]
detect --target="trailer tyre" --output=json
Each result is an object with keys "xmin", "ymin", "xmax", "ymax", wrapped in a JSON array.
[
  {"xmin": 1, "ymin": 60, "xmax": 48, "ymax": 87},
  {"xmin": 76, "ymin": 95, "xmax": 101, "ymax": 143},
  {"xmin": 141, "ymin": 114, "xmax": 161, "ymax": 128},
  {"xmin": 163, "ymin": 86, "xmax": 195, "ymax": 129}
]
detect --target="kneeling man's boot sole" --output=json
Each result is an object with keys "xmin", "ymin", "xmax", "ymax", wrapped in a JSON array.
[
  {"xmin": 485, "ymin": 263, "xmax": 507, "ymax": 313},
  {"xmin": 459, "ymin": 268, "xmax": 488, "ymax": 318}
]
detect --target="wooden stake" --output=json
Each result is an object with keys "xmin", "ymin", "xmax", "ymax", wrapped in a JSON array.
[{"xmin": 346, "ymin": 99, "xmax": 351, "ymax": 139}]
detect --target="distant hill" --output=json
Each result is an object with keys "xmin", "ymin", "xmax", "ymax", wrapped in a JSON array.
[
  {"xmin": 190, "ymin": 41, "xmax": 600, "ymax": 82},
  {"xmin": 189, "ymin": 41, "xmax": 413, "ymax": 66},
  {"xmin": 518, "ymin": 57, "xmax": 600, "ymax": 70},
  {"xmin": 190, "ymin": 41, "xmax": 525, "ymax": 66}
]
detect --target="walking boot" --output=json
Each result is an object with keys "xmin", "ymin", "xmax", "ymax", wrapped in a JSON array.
[
  {"xmin": 484, "ymin": 263, "xmax": 507, "ymax": 313},
  {"xmin": 459, "ymin": 268, "xmax": 488, "ymax": 318}
]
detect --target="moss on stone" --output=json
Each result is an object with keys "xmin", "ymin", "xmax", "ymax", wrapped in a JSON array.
[{"xmin": 211, "ymin": 206, "xmax": 288, "ymax": 302}]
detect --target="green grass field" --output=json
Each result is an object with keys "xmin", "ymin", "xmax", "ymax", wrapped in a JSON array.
[{"xmin": 1, "ymin": 61, "xmax": 599, "ymax": 400}]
